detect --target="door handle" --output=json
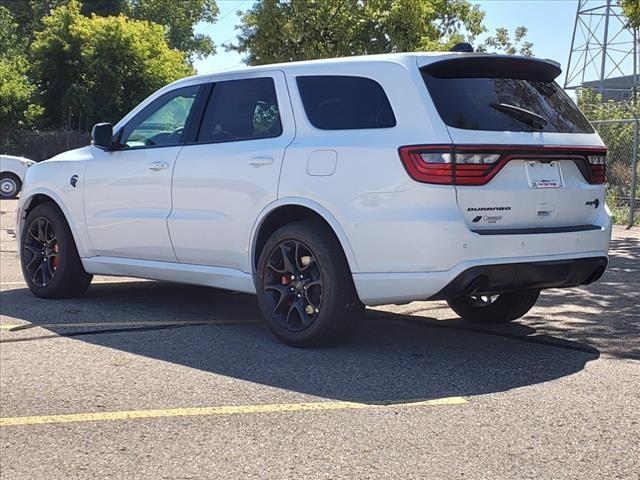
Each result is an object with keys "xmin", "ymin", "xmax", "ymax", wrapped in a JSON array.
[
  {"xmin": 248, "ymin": 156, "xmax": 274, "ymax": 167},
  {"xmin": 148, "ymin": 162, "xmax": 169, "ymax": 171}
]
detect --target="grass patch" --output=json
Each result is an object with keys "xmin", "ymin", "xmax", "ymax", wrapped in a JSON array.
[{"xmin": 607, "ymin": 192, "xmax": 639, "ymax": 226}]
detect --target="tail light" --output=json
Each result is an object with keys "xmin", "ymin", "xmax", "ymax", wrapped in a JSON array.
[
  {"xmin": 587, "ymin": 154, "xmax": 607, "ymax": 184},
  {"xmin": 399, "ymin": 146, "xmax": 505, "ymax": 185},
  {"xmin": 398, "ymin": 145, "xmax": 607, "ymax": 186}
]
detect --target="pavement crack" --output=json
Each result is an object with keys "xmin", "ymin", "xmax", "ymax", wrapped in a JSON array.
[{"xmin": 0, "ymin": 323, "xmax": 211, "ymax": 343}]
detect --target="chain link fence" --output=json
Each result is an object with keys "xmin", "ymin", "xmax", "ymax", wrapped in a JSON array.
[
  {"xmin": 0, "ymin": 129, "xmax": 90, "ymax": 162},
  {"xmin": 591, "ymin": 119, "xmax": 639, "ymax": 227}
]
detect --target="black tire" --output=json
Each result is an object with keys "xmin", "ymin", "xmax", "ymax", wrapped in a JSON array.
[
  {"xmin": 0, "ymin": 173, "xmax": 21, "ymax": 199},
  {"xmin": 21, "ymin": 203, "xmax": 93, "ymax": 298},
  {"xmin": 447, "ymin": 289, "xmax": 540, "ymax": 324},
  {"xmin": 255, "ymin": 221, "xmax": 364, "ymax": 348}
]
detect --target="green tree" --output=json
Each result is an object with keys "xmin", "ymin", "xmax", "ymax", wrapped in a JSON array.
[
  {"xmin": 577, "ymin": 88, "xmax": 638, "ymax": 121},
  {"xmin": 81, "ymin": 0, "xmax": 127, "ymax": 17},
  {"xmin": 621, "ymin": 0, "xmax": 640, "ymax": 28},
  {"xmin": 4, "ymin": 0, "xmax": 219, "ymax": 59},
  {"xmin": 0, "ymin": 5, "xmax": 26, "ymax": 57},
  {"xmin": 127, "ymin": 0, "xmax": 219, "ymax": 58},
  {"xmin": 0, "ymin": 6, "xmax": 43, "ymax": 129},
  {"xmin": 31, "ymin": 0, "xmax": 194, "ymax": 130},
  {"xmin": 3, "ymin": 1, "xmax": 127, "ymax": 44},
  {"xmin": 230, "ymin": 0, "xmax": 486, "ymax": 65},
  {"xmin": 2, "ymin": 1, "xmax": 71, "ymax": 43},
  {"xmin": 478, "ymin": 26, "xmax": 533, "ymax": 56}
]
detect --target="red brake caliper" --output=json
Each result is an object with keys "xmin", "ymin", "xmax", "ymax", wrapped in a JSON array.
[
  {"xmin": 281, "ymin": 275, "xmax": 294, "ymax": 306},
  {"xmin": 52, "ymin": 244, "xmax": 59, "ymax": 269}
]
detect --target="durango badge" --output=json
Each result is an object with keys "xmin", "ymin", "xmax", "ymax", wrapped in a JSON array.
[{"xmin": 467, "ymin": 206, "xmax": 512, "ymax": 212}]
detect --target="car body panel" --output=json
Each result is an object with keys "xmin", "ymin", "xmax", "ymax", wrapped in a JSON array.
[
  {"xmin": 17, "ymin": 149, "xmax": 90, "ymax": 256},
  {"xmin": 82, "ymin": 255, "xmax": 256, "ymax": 293}
]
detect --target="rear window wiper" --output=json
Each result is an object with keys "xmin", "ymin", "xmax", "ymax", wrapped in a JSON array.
[{"xmin": 489, "ymin": 102, "xmax": 548, "ymax": 131}]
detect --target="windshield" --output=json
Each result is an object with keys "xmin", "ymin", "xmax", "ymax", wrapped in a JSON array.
[{"xmin": 421, "ymin": 73, "xmax": 594, "ymax": 134}]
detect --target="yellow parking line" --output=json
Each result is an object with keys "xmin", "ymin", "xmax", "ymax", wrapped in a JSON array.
[
  {"xmin": 0, "ymin": 397, "xmax": 467, "ymax": 427},
  {"xmin": 0, "ymin": 319, "xmax": 263, "ymax": 331}
]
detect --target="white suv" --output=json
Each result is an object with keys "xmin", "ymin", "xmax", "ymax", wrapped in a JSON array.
[{"xmin": 17, "ymin": 53, "xmax": 611, "ymax": 347}]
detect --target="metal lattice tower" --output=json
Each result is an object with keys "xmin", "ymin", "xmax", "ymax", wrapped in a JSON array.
[{"xmin": 565, "ymin": 0, "xmax": 639, "ymax": 101}]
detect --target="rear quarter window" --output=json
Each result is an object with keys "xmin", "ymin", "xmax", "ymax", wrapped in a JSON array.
[
  {"xmin": 422, "ymin": 71, "xmax": 594, "ymax": 134},
  {"xmin": 296, "ymin": 76, "xmax": 396, "ymax": 130},
  {"xmin": 197, "ymin": 77, "xmax": 282, "ymax": 144}
]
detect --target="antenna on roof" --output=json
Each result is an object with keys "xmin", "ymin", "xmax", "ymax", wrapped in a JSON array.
[{"xmin": 449, "ymin": 43, "xmax": 474, "ymax": 53}]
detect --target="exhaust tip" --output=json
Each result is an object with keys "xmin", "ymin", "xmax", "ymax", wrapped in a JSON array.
[{"xmin": 584, "ymin": 266, "xmax": 605, "ymax": 285}]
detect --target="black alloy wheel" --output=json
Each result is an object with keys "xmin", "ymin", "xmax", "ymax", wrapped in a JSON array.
[
  {"xmin": 263, "ymin": 239, "xmax": 323, "ymax": 332},
  {"xmin": 256, "ymin": 221, "xmax": 363, "ymax": 348},
  {"xmin": 465, "ymin": 294, "xmax": 500, "ymax": 307},
  {"xmin": 447, "ymin": 289, "xmax": 540, "ymax": 324},
  {"xmin": 21, "ymin": 203, "xmax": 93, "ymax": 298},
  {"xmin": 23, "ymin": 217, "xmax": 60, "ymax": 287}
]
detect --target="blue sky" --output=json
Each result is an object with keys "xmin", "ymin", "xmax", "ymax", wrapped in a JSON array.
[{"xmin": 192, "ymin": 0, "xmax": 597, "ymax": 86}]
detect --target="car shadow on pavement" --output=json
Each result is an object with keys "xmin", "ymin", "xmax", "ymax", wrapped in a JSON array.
[
  {"xmin": 0, "ymin": 280, "xmax": 603, "ymax": 405},
  {"xmin": 520, "ymin": 235, "xmax": 640, "ymax": 360}
]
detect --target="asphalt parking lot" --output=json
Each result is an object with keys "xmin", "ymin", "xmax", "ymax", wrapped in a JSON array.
[{"xmin": 0, "ymin": 198, "xmax": 639, "ymax": 479}]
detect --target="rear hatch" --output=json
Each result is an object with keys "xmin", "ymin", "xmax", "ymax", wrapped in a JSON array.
[{"xmin": 417, "ymin": 55, "xmax": 606, "ymax": 232}]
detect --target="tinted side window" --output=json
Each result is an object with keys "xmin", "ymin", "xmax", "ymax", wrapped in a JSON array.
[
  {"xmin": 296, "ymin": 76, "xmax": 396, "ymax": 130},
  {"xmin": 197, "ymin": 78, "xmax": 282, "ymax": 144},
  {"xmin": 121, "ymin": 85, "xmax": 200, "ymax": 149}
]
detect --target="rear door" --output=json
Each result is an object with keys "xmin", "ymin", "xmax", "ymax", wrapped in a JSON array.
[
  {"xmin": 168, "ymin": 71, "xmax": 295, "ymax": 272},
  {"xmin": 420, "ymin": 56, "xmax": 606, "ymax": 232}
]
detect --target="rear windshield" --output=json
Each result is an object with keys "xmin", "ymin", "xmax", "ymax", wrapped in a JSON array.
[{"xmin": 421, "ymin": 72, "xmax": 594, "ymax": 134}]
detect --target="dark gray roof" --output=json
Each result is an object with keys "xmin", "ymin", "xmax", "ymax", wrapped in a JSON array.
[{"xmin": 582, "ymin": 74, "xmax": 639, "ymax": 90}]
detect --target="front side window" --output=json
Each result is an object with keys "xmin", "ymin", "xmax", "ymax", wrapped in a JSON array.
[
  {"xmin": 296, "ymin": 76, "xmax": 396, "ymax": 130},
  {"xmin": 197, "ymin": 77, "xmax": 282, "ymax": 144},
  {"xmin": 121, "ymin": 85, "xmax": 200, "ymax": 148}
]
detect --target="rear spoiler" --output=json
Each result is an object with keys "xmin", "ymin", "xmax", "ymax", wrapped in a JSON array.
[{"xmin": 421, "ymin": 56, "xmax": 562, "ymax": 82}]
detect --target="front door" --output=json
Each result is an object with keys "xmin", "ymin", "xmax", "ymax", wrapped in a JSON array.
[{"xmin": 84, "ymin": 84, "xmax": 202, "ymax": 261}]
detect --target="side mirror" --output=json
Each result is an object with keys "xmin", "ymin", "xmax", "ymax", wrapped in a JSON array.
[{"xmin": 91, "ymin": 123, "xmax": 114, "ymax": 150}]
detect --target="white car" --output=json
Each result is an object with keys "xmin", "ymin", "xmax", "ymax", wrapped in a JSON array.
[
  {"xmin": 1, "ymin": 155, "xmax": 35, "ymax": 199},
  {"xmin": 17, "ymin": 52, "xmax": 611, "ymax": 347}
]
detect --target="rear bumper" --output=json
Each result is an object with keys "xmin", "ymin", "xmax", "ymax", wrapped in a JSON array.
[
  {"xmin": 352, "ymin": 250, "xmax": 609, "ymax": 305},
  {"xmin": 429, "ymin": 256, "xmax": 607, "ymax": 300}
]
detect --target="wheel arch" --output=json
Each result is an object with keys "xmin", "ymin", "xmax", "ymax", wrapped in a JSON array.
[
  {"xmin": 250, "ymin": 199, "xmax": 359, "ymax": 275},
  {"xmin": 19, "ymin": 189, "xmax": 89, "ymax": 258}
]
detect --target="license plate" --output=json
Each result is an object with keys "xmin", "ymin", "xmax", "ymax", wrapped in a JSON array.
[{"xmin": 526, "ymin": 161, "xmax": 563, "ymax": 188}]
